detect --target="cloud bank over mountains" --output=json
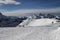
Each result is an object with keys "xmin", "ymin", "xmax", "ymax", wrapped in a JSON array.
[{"xmin": 2, "ymin": 7, "xmax": 60, "ymax": 16}]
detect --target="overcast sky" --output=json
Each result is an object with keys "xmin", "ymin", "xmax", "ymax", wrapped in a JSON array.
[{"xmin": 0, "ymin": 0, "xmax": 60, "ymax": 16}]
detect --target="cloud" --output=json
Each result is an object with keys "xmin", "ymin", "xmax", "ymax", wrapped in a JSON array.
[
  {"xmin": 2, "ymin": 7, "xmax": 60, "ymax": 16},
  {"xmin": 0, "ymin": 0, "xmax": 21, "ymax": 5}
]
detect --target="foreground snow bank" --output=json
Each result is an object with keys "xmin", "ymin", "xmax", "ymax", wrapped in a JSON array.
[
  {"xmin": 0, "ymin": 27, "xmax": 35, "ymax": 40},
  {"xmin": 0, "ymin": 23, "xmax": 60, "ymax": 40}
]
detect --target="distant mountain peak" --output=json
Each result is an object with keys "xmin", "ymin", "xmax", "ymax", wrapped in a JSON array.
[{"xmin": 0, "ymin": 12, "xmax": 3, "ymax": 15}]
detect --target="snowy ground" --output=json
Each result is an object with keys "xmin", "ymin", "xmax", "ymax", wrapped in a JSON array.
[
  {"xmin": 0, "ymin": 18, "xmax": 60, "ymax": 40},
  {"xmin": 27, "ymin": 18, "xmax": 57, "ymax": 26}
]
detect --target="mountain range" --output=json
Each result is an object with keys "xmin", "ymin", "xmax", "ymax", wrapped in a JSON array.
[
  {"xmin": 0, "ymin": 12, "xmax": 60, "ymax": 27},
  {"xmin": 0, "ymin": 12, "xmax": 27, "ymax": 27}
]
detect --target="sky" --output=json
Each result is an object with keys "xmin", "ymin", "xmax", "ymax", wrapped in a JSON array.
[{"xmin": 0, "ymin": 0, "xmax": 60, "ymax": 16}]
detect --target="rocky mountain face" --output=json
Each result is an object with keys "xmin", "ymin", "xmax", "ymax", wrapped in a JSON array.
[
  {"xmin": 0, "ymin": 12, "xmax": 60, "ymax": 27},
  {"xmin": 0, "ymin": 12, "xmax": 27, "ymax": 27},
  {"xmin": 34, "ymin": 13, "xmax": 60, "ymax": 20}
]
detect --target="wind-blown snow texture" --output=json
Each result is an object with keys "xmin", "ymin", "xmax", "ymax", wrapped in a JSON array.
[{"xmin": 0, "ymin": 18, "xmax": 60, "ymax": 40}]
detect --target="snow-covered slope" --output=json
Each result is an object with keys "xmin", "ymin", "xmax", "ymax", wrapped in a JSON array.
[
  {"xmin": 0, "ymin": 18, "xmax": 60, "ymax": 40},
  {"xmin": 18, "ymin": 18, "xmax": 57, "ymax": 27},
  {"xmin": 27, "ymin": 18, "xmax": 57, "ymax": 26}
]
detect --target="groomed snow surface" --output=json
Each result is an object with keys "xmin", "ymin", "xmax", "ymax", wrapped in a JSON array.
[{"xmin": 0, "ymin": 18, "xmax": 60, "ymax": 40}]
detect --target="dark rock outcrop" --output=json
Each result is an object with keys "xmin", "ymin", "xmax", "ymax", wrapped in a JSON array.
[{"xmin": 0, "ymin": 12, "xmax": 27, "ymax": 27}]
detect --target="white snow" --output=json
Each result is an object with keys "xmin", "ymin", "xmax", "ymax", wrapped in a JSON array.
[
  {"xmin": 0, "ymin": 18, "xmax": 60, "ymax": 40},
  {"xmin": 18, "ymin": 18, "xmax": 57, "ymax": 27},
  {"xmin": 27, "ymin": 18, "xmax": 57, "ymax": 26}
]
